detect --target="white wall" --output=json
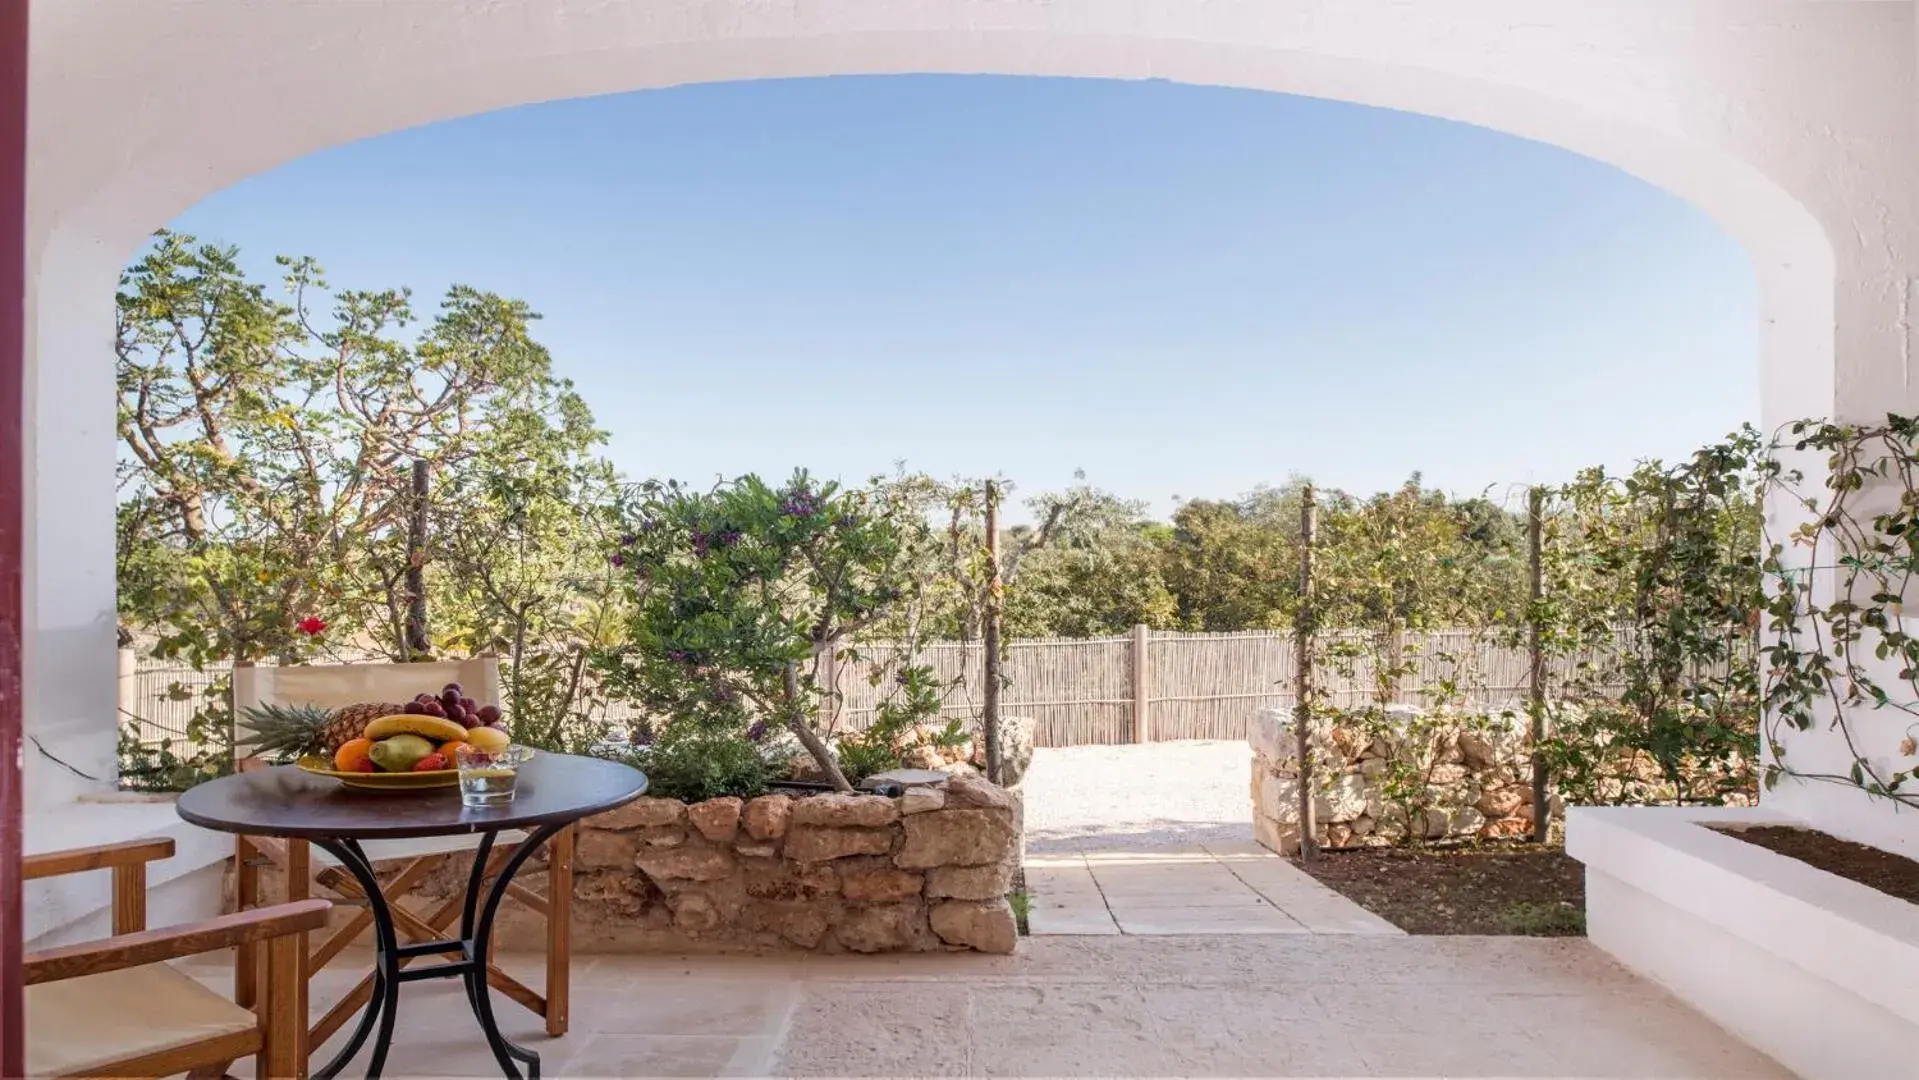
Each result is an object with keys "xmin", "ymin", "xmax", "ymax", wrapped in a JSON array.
[{"xmin": 23, "ymin": 0, "xmax": 1919, "ymax": 848}]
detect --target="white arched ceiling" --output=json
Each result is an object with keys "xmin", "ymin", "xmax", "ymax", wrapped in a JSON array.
[{"xmin": 21, "ymin": 1, "xmax": 1919, "ymax": 839}]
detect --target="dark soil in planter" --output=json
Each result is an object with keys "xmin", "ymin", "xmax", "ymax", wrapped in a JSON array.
[
  {"xmin": 1291, "ymin": 842, "xmax": 1585, "ymax": 935},
  {"xmin": 1715, "ymin": 825, "xmax": 1919, "ymax": 905}
]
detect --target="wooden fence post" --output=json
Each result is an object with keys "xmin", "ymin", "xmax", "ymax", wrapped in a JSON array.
[
  {"xmin": 1131, "ymin": 624, "xmax": 1151, "ymax": 743},
  {"xmin": 982, "ymin": 481, "xmax": 1004, "ymax": 785},
  {"xmin": 818, "ymin": 645, "xmax": 841, "ymax": 730},
  {"xmin": 116, "ymin": 647, "xmax": 138, "ymax": 738},
  {"xmin": 1295, "ymin": 485, "xmax": 1320, "ymax": 862},
  {"xmin": 1528, "ymin": 485, "xmax": 1550, "ymax": 844}
]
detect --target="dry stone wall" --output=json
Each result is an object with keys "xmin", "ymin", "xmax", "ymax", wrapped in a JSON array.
[
  {"xmin": 237, "ymin": 773, "xmax": 1023, "ymax": 956},
  {"xmin": 1249, "ymin": 705, "xmax": 1552, "ymax": 853},
  {"xmin": 570, "ymin": 772, "xmax": 1021, "ymax": 953}
]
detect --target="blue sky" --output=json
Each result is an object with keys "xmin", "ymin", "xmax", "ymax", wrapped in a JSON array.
[{"xmin": 168, "ymin": 75, "xmax": 1758, "ymax": 521}]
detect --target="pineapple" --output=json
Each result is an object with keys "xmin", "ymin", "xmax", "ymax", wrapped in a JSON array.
[{"xmin": 236, "ymin": 701, "xmax": 404, "ymax": 761}]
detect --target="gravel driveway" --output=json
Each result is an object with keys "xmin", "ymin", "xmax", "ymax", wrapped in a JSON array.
[{"xmin": 1021, "ymin": 739, "xmax": 1254, "ymax": 853}]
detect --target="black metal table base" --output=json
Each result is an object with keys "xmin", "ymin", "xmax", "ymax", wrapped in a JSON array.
[{"xmin": 310, "ymin": 822, "xmax": 564, "ymax": 1080}]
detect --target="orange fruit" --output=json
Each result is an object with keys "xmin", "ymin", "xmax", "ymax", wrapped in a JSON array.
[
  {"xmin": 333, "ymin": 737, "xmax": 374, "ymax": 773},
  {"xmin": 438, "ymin": 739, "xmax": 470, "ymax": 759}
]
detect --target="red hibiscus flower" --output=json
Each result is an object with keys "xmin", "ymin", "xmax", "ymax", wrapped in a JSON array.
[{"xmin": 296, "ymin": 616, "xmax": 327, "ymax": 636}]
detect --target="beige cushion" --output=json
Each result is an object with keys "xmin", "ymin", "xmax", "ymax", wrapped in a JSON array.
[
  {"xmin": 232, "ymin": 658, "xmax": 502, "ymax": 711},
  {"xmin": 27, "ymin": 963, "xmax": 256, "ymax": 1077}
]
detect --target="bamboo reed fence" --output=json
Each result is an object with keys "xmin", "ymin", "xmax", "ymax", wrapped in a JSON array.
[{"xmin": 123, "ymin": 626, "xmax": 1642, "ymax": 752}]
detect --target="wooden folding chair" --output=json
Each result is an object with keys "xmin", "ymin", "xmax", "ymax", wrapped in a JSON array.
[
  {"xmin": 230, "ymin": 658, "xmax": 576, "ymax": 1066},
  {"xmin": 25, "ymin": 837, "xmax": 331, "ymax": 1079}
]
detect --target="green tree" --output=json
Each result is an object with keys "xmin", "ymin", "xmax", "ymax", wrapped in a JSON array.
[
  {"xmin": 116, "ymin": 231, "xmax": 604, "ymax": 667},
  {"xmin": 429, "ymin": 451, "xmax": 630, "ymax": 753},
  {"xmin": 1159, "ymin": 480, "xmax": 1327, "ymax": 631},
  {"xmin": 1004, "ymin": 489, "xmax": 1176, "ymax": 637}
]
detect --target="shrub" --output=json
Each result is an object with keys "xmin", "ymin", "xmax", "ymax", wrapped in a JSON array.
[
  {"xmin": 624, "ymin": 731, "xmax": 770, "ymax": 803},
  {"xmin": 598, "ymin": 470, "xmax": 932, "ymax": 791}
]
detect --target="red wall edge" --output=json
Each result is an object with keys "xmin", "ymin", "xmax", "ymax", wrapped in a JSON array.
[{"xmin": 1, "ymin": 0, "xmax": 27, "ymax": 1073}]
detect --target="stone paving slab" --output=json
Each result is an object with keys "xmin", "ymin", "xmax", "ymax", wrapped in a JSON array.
[
  {"xmin": 175, "ymin": 937, "xmax": 1791, "ymax": 1077},
  {"xmin": 1027, "ymin": 842, "xmax": 1401, "ymax": 937}
]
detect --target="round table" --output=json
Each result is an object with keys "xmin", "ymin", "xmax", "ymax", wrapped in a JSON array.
[{"xmin": 177, "ymin": 753, "xmax": 647, "ymax": 1080}]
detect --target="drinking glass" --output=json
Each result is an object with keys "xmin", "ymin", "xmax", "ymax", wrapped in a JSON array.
[{"xmin": 455, "ymin": 744, "xmax": 531, "ymax": 807}]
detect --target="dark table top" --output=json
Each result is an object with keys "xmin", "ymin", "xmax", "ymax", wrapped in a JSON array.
[{"xmin": 175, "ymin": 753, "xmax": 648, "ymax": 841}]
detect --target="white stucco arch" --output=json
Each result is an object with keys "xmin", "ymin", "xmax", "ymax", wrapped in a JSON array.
[{"xmin": 24, "ymin": 1, "xmax": 1919, "ymax": 850}]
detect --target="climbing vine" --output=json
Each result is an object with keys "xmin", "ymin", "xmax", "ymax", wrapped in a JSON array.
[
  {"xmin": 1760, "ymin": 417, "xmax": 1919, "ymax": 807},
  {"xmin": 1533, "ymin": 428, "xmax": 1765, "ymax": 808}
]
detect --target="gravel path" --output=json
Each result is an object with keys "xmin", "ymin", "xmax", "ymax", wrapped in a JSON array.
[{"xmin": 1021, "ymin": 740, "xmax": 1253, "ymax": 853}]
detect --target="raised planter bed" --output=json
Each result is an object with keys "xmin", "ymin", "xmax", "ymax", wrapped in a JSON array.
[
  {"xmin": 1568, "ymin": 805, "xmax": 1919, "ymax": 1080},
  {"xmin": 235, "ymin": 772, "xmax": 1023, "ymax": 956}
]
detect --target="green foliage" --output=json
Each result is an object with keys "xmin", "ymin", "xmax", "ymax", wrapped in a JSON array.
[
  {"xmin": 599, "ymin": 470, "xmax": 932, "ymax": 788},
  {"xmin": 431, "ymin": 452, "xmax": 630, "ymax": 754},
  {"xmin": 116, "ymin": 673, "xmax": 236, "ymax": 792},
  {"xmin": 833, "ymin": 663, "xmax": 954, "ymax": 783},
  {"xmin": 1760, "ymin": 416, "xmax": 1919, "ymax": 806},
  {"xmin": 1008, "ymin": 891, "xmax": 1031, "ymax": 936},
  {"xmin": 117, "ymin": 725, "xmax": 230, "ymax": 792},
  {"xmin": 1160, "ymin": 488, "xmax": 1305, "ymax": 631},
  {"xmin": 114, "ymin": 232, "xmax": 626, "ymax": 777},
  {"xmin": 1534, "ymin": 428, "xmax": 1765, "ymax": 806},
  {"xmin": 1317, "ymin": 476, "xmax": 1526, "ymax": 636},
  {"xmin": 116, "ymin": 231, "xmax": 603, "ymax": 668},
  {"xmin": 624, "ymin": 731, "xmax": 770, "ymax": 803}
]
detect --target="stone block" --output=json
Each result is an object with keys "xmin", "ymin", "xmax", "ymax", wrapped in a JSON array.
[
  {"xmin": 942, "ymin": 773, "xmax": 1014, "ymax": 811},
  {"xmin": 785, "ymin": 826, "xmax": 895, "ymax": 863},
  {"xmin": 670, "ymin": 892, "xmax": 720, "ymax": 933},
  {"xmin": 687, "ymin": 796, "xmax": 743, "ymax": 842},
  {"xmin": 1320, "ymin": 773, "xmax": 1369, "ymax": 821},
  {"xmin": 593, "ymin": 797, "xmax": 686, "ymax": 830},
  {"xmin": 834, "ymin": 902, "xmax": 930, "ymax": 953},
  {"xmin": 791, "ymin": 793, "xmax": 900, "ymax": 828},
  {"xmin": 742, "ymin": 794, "xmax": 793, "ymax": 840},
  {"xmin": 900, "ymin": 785, "xmax": 946, "ymax": 814},
  {"xmin": 838, "ymin": 859, "xmax": 926, "ymax": 902},
  {"xmin": 925, "ymin": 862, "xmax": 1013, "ymax": 901},
  {"xmin": 895, "ymin": 809, "xmax": 1016, "ymax": 869},
  {"xmin": 635, "ymin": 843, "xmax": 737, "ymax": 882},
  {"xmin": 930, "ymin": 900, "xmax": 1017, "ymax": 954},
  {"xmin": 576, "ymin": 828, "xmax": 637, "ymax": 870}
]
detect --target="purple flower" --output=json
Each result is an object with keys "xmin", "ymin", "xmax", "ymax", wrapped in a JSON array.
[
  {"xmin": 717, "ymin": 529, "xmax": 742, "ymax": 547},
  {"xmin": 610, "ymin": 552, "xmax": 625, "ymax": 568},
  {"xmin": 666, "ymin": 649, "xmax": 686, "ymax": 663},
  {"xmin": 690, "ymin": 531, "xmax": 710, "ymax": 556},
  {"xmin": 781, "ymin": 492, "xmax": 821, "ymax": 518},
  {"xmin": 895, "ymin": 671, "xmax": 910, "ymax": 687},
  {"xmin": 747, "ymin": 720, "xmax": 768, "ymax": 743},
  {"xmin": 619, "ymin": 534, "xmax": 637, "ymax": 547}
]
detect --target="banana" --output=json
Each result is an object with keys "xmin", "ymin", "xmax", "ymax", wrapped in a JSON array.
[{"xmin": 363, "ymin": 714, "xmax": 468, "ymax": 744}]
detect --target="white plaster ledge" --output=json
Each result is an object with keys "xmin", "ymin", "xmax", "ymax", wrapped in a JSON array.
[
  {"xmin": 1567, "ymin": 805, "xmax": 1919, "ymax": 1029},
  {"xmin": 24, "ymin": 798, "xmax": 232, "ymax": 945}
]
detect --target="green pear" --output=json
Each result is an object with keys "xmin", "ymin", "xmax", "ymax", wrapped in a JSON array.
[{"xmin": 368, "ymin": 733, "xmax": 435, "ymax": 773}]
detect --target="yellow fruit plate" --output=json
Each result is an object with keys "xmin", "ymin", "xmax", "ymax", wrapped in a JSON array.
[{"xmin": 294, "ymin": 757, "xmax": 460, "ymax": 792}]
